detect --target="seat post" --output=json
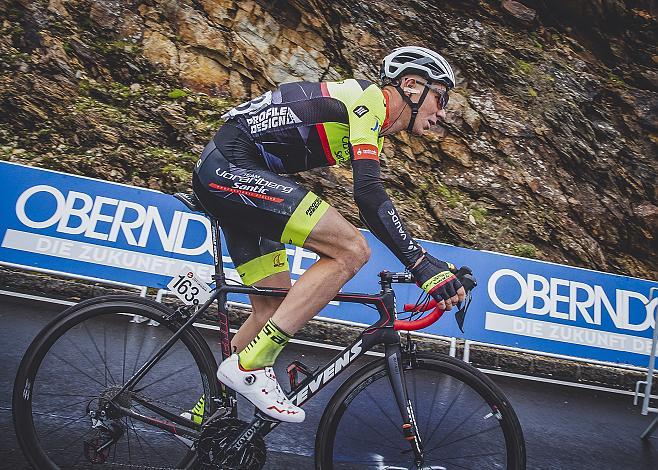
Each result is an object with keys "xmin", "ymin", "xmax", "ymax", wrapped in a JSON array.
[{"xmin": 209, "ymin": 215, "xmax": 225, "ymax": 283}]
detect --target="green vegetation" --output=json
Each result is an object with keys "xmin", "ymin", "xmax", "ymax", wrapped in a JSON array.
[
  {"xmin": 529, "ymin": 32, "xmax": 543, "ymax": 50},
  {"xmin": 511, "ymin": 242, "xmax": 537, "ymax": 258},
  {"xmin": 607, "ymin": 72, "xmax": 624, "ymax": 86},
  {"xmin": 162, "ymin": 164, "xmax": 192, "ymax": 182},
  {"xmin": 91, "ymin": 39, "xmax": 140, "ymax": 56},
  {"xmin": 78, "ymin": 79, "xmax": 92, "ymax": 95},
  {"xmin": 144, "ymin": 147, "xmax": 198, "ymax": 186},
  {"xmin": 0, "ymin": 146, "xmax": 12, "ymax": 161},
  {"xmin": 36, "ymin": 127, "xmax": 53, "ymax": 139},
  {"xmin": 145, "ymin": 147, "xmax": 197, "ymax": 165},
  {"xmin": 527, "ymin": 86, "xmax": 538, "ymax": 98},
  {"xmin": 332, "ymin": 63, "xmax": 349, "ymax": 78},
  {"xmin": 469, "ymin": 207, "xmax": 488, "ymax": 225},
  {"xmin": 167, "ymin": 88, "xmax": 188, "ymax": 100},
  {"xmin": 73, "ymin": 96, "xmax": 130, "ymax": 124},
  {"xmin": 437, "ymin": 183, "xmax": 461, "ymax": 208},
  {"xmin": 515, "ymin": 59, "xmax": 534, "ymax": 75}
]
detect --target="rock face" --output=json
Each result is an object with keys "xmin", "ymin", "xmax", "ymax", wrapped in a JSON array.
[{"xmin": 0, "ymin": 0, "xmax": 656, "ymax": 277}]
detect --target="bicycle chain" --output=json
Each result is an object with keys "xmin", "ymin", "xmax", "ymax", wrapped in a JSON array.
[{"xmin": 132, "ymin": 394, "xmax": 190, "ymax": 415}]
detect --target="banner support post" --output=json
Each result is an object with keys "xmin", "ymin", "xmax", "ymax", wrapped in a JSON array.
[{"xmin": 639, "ymin": 287, "xmax": 658, "ymax": 440}]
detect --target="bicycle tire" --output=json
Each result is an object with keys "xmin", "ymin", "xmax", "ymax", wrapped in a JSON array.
[
  {"xmin": 315, "ymin": 351, "xmax": 526, "ymax": 469},
  {"xmin": 13, "ymin": 295, "xmax": 221, "ymax": 470}
]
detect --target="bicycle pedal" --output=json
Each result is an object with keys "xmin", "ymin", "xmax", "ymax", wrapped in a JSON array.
[{"xmin": 287, "ymin": 361, "xmax": 317, "ymax": 391}]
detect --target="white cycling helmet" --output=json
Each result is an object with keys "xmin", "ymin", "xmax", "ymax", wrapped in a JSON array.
[{"xmin": 380, "ymin": 46, "xmax": 455, "ymax": 89}]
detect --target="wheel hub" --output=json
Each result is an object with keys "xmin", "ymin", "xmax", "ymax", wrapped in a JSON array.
[{"xmin": 96, "ymin": 385, "xmax": 131, "ymax": 419}]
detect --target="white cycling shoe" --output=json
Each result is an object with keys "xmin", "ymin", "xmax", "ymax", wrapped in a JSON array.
[{"xmin": 216, "ymin": 354, "xmax": 305, "ymax": 423}]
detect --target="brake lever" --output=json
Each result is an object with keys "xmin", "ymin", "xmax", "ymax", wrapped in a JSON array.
[
  {"xmin": 454, "ymin": 292, "xmax": 472, "ymax": 333},
  {"xmin": 455, "ymin": 271, "xmax": 476, "ymax": 333}
]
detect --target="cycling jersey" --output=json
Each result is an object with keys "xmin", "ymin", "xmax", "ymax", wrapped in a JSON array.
[
  {"xmin": 193, "ymin": 79, "xmax": 423, "ymax": 285},
  {"xmin": 221, "ymin": 79, "xmax": 388, "ymax": 173}
]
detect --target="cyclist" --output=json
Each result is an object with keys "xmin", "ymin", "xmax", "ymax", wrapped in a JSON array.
[{"xmin": 190, "ymin": 46, "xmax": 465, "ymax": 423}]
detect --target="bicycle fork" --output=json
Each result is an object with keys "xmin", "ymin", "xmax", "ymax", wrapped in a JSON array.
[{"xmin": 385, "ymin": 342, "xmax": 425, "ymax": 467}]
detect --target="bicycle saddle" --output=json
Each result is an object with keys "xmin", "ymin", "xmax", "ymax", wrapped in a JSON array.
[{"xmin": 174, "ymin": 192, "xmax": 204, "ymax": 213}]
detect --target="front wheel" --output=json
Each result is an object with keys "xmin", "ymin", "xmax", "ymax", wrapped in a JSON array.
[{"xmin": 315, "ymin": 351, "xmax": 526, "ymax": 469}]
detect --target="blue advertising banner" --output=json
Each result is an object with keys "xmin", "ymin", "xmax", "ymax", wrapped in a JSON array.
[{"xmin": 1, "ymin": 161, "xmax": 656, "ymax": 367}]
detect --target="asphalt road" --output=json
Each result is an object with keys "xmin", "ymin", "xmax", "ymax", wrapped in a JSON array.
[{"xmin": 1, "ymin": 295, "xmax": 657, "ymax": 469}]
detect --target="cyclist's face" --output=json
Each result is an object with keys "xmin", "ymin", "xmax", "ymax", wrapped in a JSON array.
[{"xmin": 406, "ymin": 78, "xmax": 448, "ymax": 135}]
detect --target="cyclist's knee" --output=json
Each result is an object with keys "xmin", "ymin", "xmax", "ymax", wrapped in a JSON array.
[
  {"xmin": 339, "ymin": 230, "xmax": 370, "ymax": 276},
  {"xmin": 353, "ymin": 231, "xmax": 371, "ymax": 266}
]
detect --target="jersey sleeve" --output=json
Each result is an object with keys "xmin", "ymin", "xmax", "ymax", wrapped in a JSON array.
[
  {"xmin": 352, "ymin": 157, "xmax": 424, "ymax": 268},
  {"xmin": 347, "ymin": 84, "xmax": 387, "ymax": 162}
]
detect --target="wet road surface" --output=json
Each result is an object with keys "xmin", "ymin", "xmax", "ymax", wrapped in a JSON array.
[{"xmin": 1, "ymin": 295, "xmax": 657, "ymax": 469}]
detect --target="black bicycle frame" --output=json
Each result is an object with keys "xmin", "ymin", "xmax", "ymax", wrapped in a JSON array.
[{"xmin": 116, "ymin": 214, "xmax": 425, "ymax": 460}]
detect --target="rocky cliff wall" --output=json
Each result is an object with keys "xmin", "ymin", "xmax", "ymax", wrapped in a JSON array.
[{"xmin": 1, "ymin": 0, "xmax": 656, "ymax": 277}]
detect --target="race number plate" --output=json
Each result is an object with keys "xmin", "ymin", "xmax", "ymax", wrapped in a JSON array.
[{"xmin": 167, "ymin": 269, "xmax": 212, "ymax": 306}]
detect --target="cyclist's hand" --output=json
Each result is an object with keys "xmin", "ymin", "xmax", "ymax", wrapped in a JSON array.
[{"xmin": 410, "ymin": 253, "xmax": 466, "ymax": 310}]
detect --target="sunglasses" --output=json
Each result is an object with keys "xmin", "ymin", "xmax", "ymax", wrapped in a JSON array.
[{"xmin": 417, "ymin": 80, "xmax": 450, "ymax": 109}]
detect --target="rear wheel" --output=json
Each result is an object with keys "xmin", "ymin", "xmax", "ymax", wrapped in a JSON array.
[
  {"xmin": 13, "ymin": 295, "xmax": 221, "ymax": 469},
  {"xmin": 315, "ymin": 351, "xmax": 526, "ymax": 469}
]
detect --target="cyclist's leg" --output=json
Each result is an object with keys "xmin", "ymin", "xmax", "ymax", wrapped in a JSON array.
[
  {"xmin": 235, "ymin": 272, "xmax": 291, "ymax": 350},
  {"xmin": 270, "ymin": 207, "xmax": 370, "ymax": 334},
  {"xmin": 221, "ymin": 227, "xmax": 292, "ymax": 351},
  {"xmin": 222, "ymin": 203, "xmax": 370, "ymax": 340}
]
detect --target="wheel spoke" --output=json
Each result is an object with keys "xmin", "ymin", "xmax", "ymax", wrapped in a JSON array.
[
  {"xmin": 39, "ymin": 397, "xmax": 91, "ymax": 416},
  {"xmin": 440, "ymin": 450, "xmax": 506, "ymax": 461},
  {"xmin": 424, "ymin": 381, "xmax": 465, "ymax": 444},
  {"xmin": 125, "ymin": 414, "xmax": 132, "ymax": 463},
  {"xmin": 363, "ymin": 386, "xmax": 402, "ymax": 432},
  {"xmin": 51, "ymin": 351, "xmax": 106, "ymax": 388},
  {"xmin": 432, "ymin": 402, "xmax": 486, "ymax": 449},
  {"xmin": 131, "ymin": 326, "xmax": 147, "ymax": 376},
  {"xmin": 65, "ymin": 336, "xmax": 106, "ymax": 379},
  {"xmin": 134, "ymin": 364, "xmax": 193, "ymax": 392},
  {"xmin": 123, "ymin": 320, "xmax": 129, "ymax": 384},
  {"xmin": 423, "ymin": 373, "xmax": 443, "ymax": 438},
  {"xmin": 429, "ymin": 423, "xmax": 501, "ymax": 452},
  {"xmin": 82, "ymin": 321, "xmax": 117, "ymax": 385},
  {"xmin": 36, "ymin": 413, "xmax": 88, "ymax": 436}
]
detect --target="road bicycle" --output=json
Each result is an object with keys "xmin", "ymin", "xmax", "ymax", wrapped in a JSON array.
[{"xmin": 13, "ymin": 192, "xmax": 526, "ymax": 469}]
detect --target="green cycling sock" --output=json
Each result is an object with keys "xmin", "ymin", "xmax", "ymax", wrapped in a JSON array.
[{"xmin": 238, "ymin": 319, "xmax": 291, "ymax": 370}]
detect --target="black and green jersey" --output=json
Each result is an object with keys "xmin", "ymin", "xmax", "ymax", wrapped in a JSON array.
[
  {"xmin": 222, "ymin": 79, "xmax": 388, "ymax": 173},
  {"xmin": 203, "ymin": 79, "xmax": 423, "ymax": 270}
]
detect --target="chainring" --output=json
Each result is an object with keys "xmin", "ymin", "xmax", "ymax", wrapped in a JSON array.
[{"xmin": 197, "ymin": 418, "xmax": 266, "ymax": 470}]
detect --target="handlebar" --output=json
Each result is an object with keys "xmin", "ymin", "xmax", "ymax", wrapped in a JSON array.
[{"xmin": 390, "ymin": 267, "xmax": 477, "ymax": 332}]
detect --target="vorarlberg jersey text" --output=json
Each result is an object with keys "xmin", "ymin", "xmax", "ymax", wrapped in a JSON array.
[{"xmin": 216, "ymin": 170, "xmax": 294, "ymax": 194}]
